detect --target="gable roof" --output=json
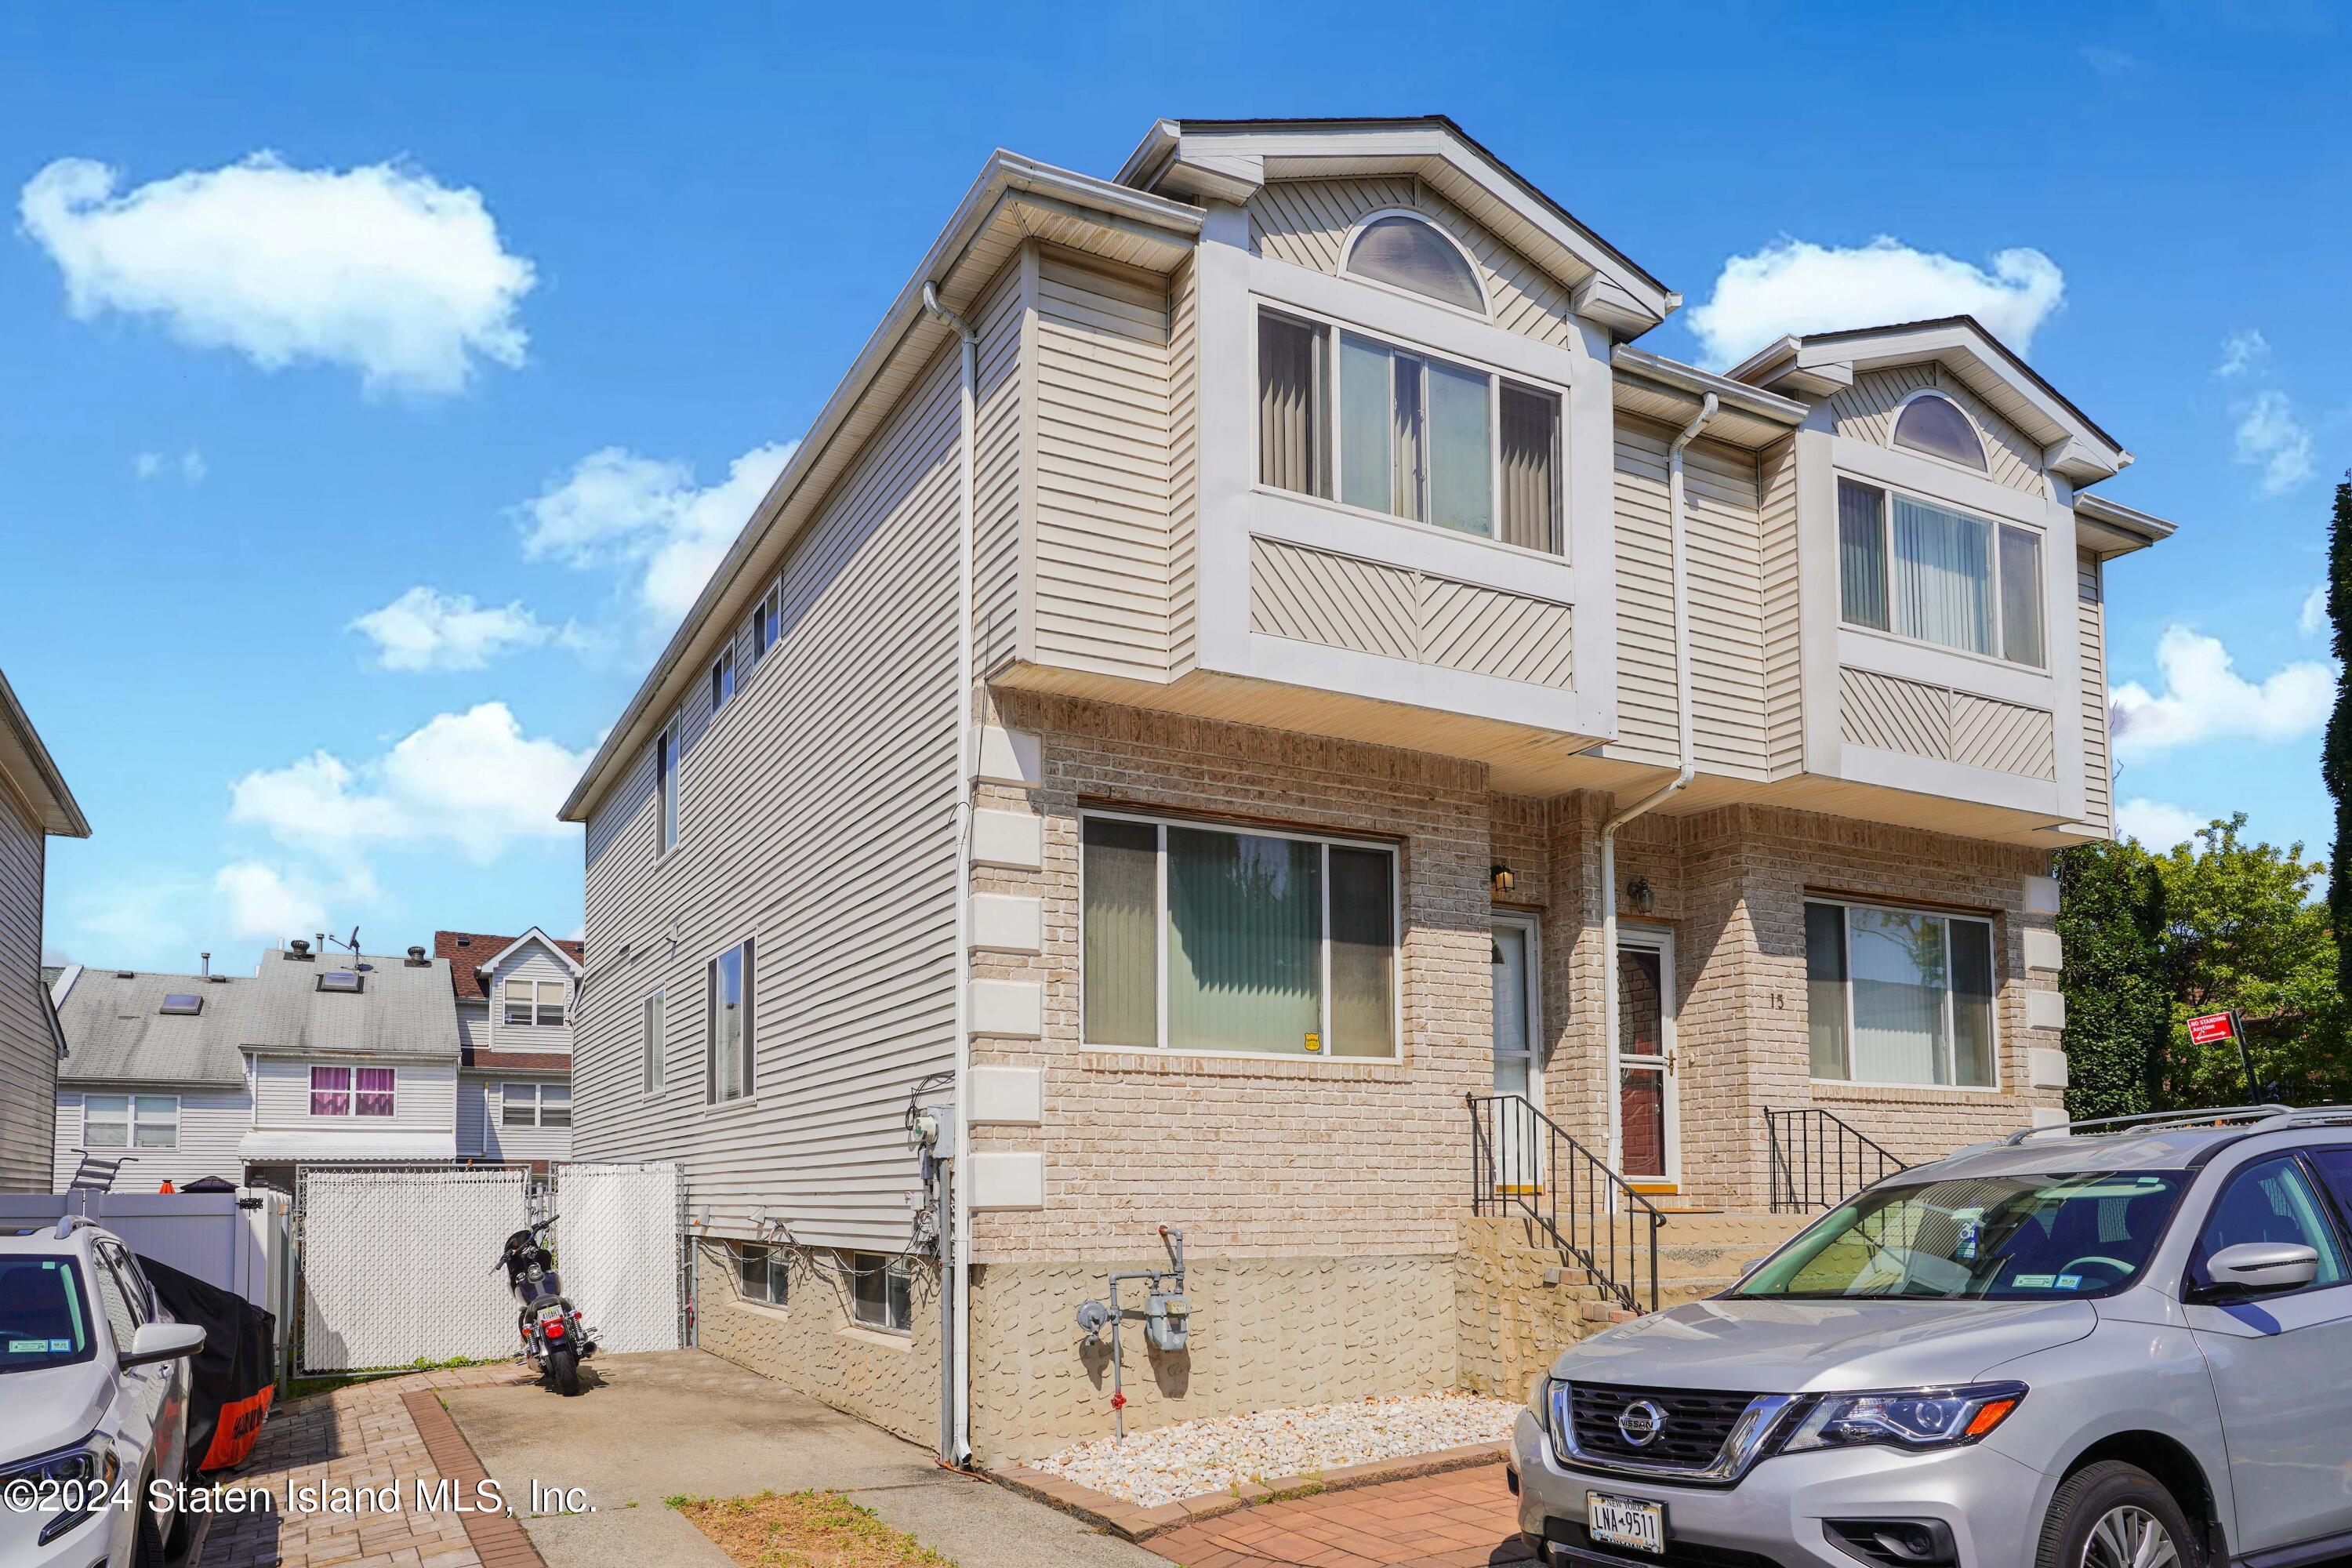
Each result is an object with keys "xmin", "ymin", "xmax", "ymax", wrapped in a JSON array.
[
  {"xmin": 0, "ymin": 667, "xmax": 90, "ymax": 838},
  {"xmin": 56, "ymin": 949, "xmax": 461, "ymax": 1085},
  {"xmin": 434, "ymin": 929, "xmax": 586, "ymax": 1002},
  {"xmin": 1725, "ymin": 315, "xmax": 2131, "ymax": 485},
  {"xmin": 1119, "ymin": 116, "xmax": 1676, "ymax": 337}
]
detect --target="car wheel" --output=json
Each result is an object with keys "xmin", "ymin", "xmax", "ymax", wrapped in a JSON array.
[
  {"xmin": 548, "ymin": 1345, "xmax": 581, "ymax": 1396},
  {"xmin": 2038, "ymin": 1461, "xmax": 2202, "ymax": 1568},
  {"xmin": 131, "ymin": 1487, "xmax": 169, "ymax": 1568}
]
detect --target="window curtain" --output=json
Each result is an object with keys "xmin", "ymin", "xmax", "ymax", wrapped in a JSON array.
[
  {"xmin": 1891, "ymin": 496, "xmax": 1995, "ymax": 655},
  {"xmin": 132, "ymin": 1098, "xmax": 175, "ymax": 1149},
  {"xmin": 1339, "ymin": 336, "xmax": 1393, "ymax": 514},
  {"xmin": 1998, "ymin": 524, "xmax": 2045, "ymax": 667},
  {"xmin": 1165, "ymin": 827, "xmax": 1321, "ymax": 1054},
  {"xmin": 1837, "ymin": 481, "xmax": 1889, "ymax": 630},
  {"xmin": 1499, "ymin": 387, "xmax": 1559, "ymax": 553},
  {"xmin": 1327, "ymin": 846, "xmax": 1394, "ymax": 1057},
  {"xmin": 1425, "ymin": 359, "xmax": 1491, "ymax": 535},
  {"xmin": 1846, "ymin": 907, "xmax": 1951, "ymax": 1084},
  {"xmin": 1258, "ymin": 314, "xmax": 1325, "ymax": 496},
  {"xmin": 1950, "ymin": 921, "xmax": 1996, "ymax": 1087},
  {"xmin": 354, "ymin": 1068, "xmax": 394, "ymax": 1117},
  {"xmin": 542, "ymin": 1084, "xmax": 571, "ymax": 1127},
  {"xmin": 1390, "ymin": 354, "xmax": 1425, "ymax": 519},
  {"xmin": 310, "ymin": 1066, "xmax": 350, "ymax": 1116},
  {"xmin": 1805, "ymin": 904, "xmax": 1850, "ymax": 1079},
  {"xmin": 1081, "ymin": 818, "xmax": 1158, "ymax": 1047}
]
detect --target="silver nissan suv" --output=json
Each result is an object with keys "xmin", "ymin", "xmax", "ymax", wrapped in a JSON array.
[{"xmin": 1510, "ymin": 1105, "xmax": 2352, "ymax": 1568}]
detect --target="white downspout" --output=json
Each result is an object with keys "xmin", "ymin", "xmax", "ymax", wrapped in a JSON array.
[
  {"xmin": 1602, "ymin": 392, "xmax": 1716, "ymax": 1177},
  {"xmin": 921, "ymin": 281, "xmax": 978, "ymax": 1468}
]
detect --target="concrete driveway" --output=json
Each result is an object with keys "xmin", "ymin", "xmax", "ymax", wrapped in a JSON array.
[{"xmin": 439, "ymin": 1350, "xmax": 1161, "ymax": 1568}]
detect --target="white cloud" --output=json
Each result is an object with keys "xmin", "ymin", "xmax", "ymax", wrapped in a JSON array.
[
  {"xmin": 21, "ymin": 153, "xmax": 533, "ymax": 396},
  {"xmin": 2301, "ymin": 584, "xmax": 2328, "ymax": 637},
  {"xmin": 519, "ymin": 442, "xmax": 796, "ymax": 623},
  {"xmin": 2116, "ymin": 797, "xmax": 2208, "ymax": 850},
  {"xmin": 348, "ymin": 586, "xmax": 573, "ymax": 672},
  {"xmin": 215, "ymin": 862, "xmax": 328, "ymax": 942},
  {"xmin": 1685, "ymin": 237, "xmax": 2065, "ymax": 370},
  {"xmin": 228, "ymin": 702, "xmax": 588, "ymax": 864},
  {"xmin": 2234, "ymin": 390, "xmax": 2314, "ymax": 495},
  {"xmin": 132, "ymin": 448, "xmax": 205, "ymax": 483},
  {"xmin": 2216, "ymin": 328, "xmax": 2269, "ymax": 378},
  {"xmin": 2109, "ymin": 625, "xmax": 2335, "ymax": 759}
]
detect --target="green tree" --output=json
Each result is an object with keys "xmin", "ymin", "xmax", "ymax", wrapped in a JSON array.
[
  {"xmin": 2054, "ymin": 839, "xmax": 2167, "ymax": 1120},
  {"xmin": 2325, "ymin": 476, "xmax": 2352, "ymax": 1004}
]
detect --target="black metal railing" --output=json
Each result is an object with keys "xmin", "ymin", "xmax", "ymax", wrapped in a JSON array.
[
  {"xmin": 1467, "ymin": 1093, "xmax": 1663, "ymax": 1314},
  {"xmin": 1764, "ymin": 1107, "xmax": 1907, "ymax": 1213}
]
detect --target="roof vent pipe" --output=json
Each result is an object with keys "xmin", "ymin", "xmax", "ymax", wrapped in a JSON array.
[
  {"xmin": 1601, "ymin": 392, "xmax": 1716, "ymax": 1177},
  {"xmin": 288, "ymin": 939, "xmax": 312, "ymax": 960},
  {"xmin": 406, "ymin": 945, "xmax": 429, "ymax": 967},
  {"xmin": 200, "ymin": 952, "xmax": 210, "ymax": 977}
]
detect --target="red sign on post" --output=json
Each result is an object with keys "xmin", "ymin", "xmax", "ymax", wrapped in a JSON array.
[{"xmin": 2187, "ymin": 1012, "xmax": 2238, "ymax": 1045}]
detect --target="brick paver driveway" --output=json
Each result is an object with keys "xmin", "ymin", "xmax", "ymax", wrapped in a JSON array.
[
  {"xmin": 1145, "ymin": 1463, "xmax": 1534, "ymax": 1568},
  {"xmin": 195, "ymin": 1362, "xmax": 546, "ymax": 1568}
]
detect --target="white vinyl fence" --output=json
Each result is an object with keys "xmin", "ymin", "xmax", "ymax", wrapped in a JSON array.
[
  {"xmin": 0, "ymin": 1191, "xmax": 291, "ymax": 1316},
  {"xmin": 552, "ymin": 1163, "xmax": 681, "ymax": 1353},
  {"xmin": 298, "ymin": 1167, "xmax": 528, "ymax": 1372}
]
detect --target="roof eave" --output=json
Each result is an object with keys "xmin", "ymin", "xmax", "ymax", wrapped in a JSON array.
[
  {"xmin": 0, "ymin": 670, "xmax": 91, "ymax": 838},
  {"xmin": 2075, "ymin": 493, "xmax": 2180, "ymax": 557}
]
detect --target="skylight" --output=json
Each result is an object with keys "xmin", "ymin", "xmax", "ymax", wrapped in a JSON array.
[
  {"xmin": 159, "ymin": 993, "xmax": 202, "ymax": 1016},
  {"xmin": 318, "ymin": 971, "xmax": 363, "ymax": 994}
]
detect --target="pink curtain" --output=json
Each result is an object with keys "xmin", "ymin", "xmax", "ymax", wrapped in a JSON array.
[
  {"xmin": 310, "ymin": 1066, "xmax": 350, "ymax": 1116},
  {"xmin": 354, "ymin": 1068, "xmax": 395, "ymax": 1117}
]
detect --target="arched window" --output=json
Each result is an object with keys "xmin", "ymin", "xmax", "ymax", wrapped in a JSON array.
[
  {"xmin": 1892, "ymin": 393, "xmax": 1987, "ymax": 470},
  {"xmin": 1343, "ymin": 214, "xmax": 1486, "ymax": 314}
]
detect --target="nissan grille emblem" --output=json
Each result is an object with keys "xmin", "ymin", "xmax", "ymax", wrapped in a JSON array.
[{"xmin": 1617, "ymin": 1399, "xmax": 1668, "ymax": 1448}]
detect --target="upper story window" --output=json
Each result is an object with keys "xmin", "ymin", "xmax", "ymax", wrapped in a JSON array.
[
  {"xmin": 1081, "ymin": 811, "xmax": 1396, "ymax": 1059},
  {"xmin": 1342, "ymin": 214, "xmax": 1486, "ymax": 314},
  {"xmin": 707, "ymin": 938, "xmax": 753, "ymax": 1103},
  {"xmin": 1838, "ymin": 478, "xmax": 2045, "ymax": 668},
  {"xmin": 309, "ymin": 1065, "xmax": 397, "ymax": 1117},
  {"xmin": 82, "ymin": 1094, "xmax": 177, "ymax": 1150},
  {"xmin": 710, "ymin": 644, "xmax": 737, "ymax": 713},
  {"xmin": 1892, "ymin": 393, "xmax": 1987, "ymax": 470},
  {"xmin": 501, "ymin": 1080, "xmax": 571, "ymax": 1128},
  {"xmin": 1806, "ymin": 898, "xmax": 1997, "ymax": 1089},
  {"xmin": 656, "ymin": 724, "xmax": 679, "ymax": 854},
  {"xmin": 641, "ymin": 989, "xmax": 666, "ymax": 1096},
  {"xmin": 750, "ymin": 584, "xmax": 780, "ymax": 662},
  {"xmin": 1257, "ymin": 310, "xmax": 1561, "ymax": 553},
  {"xmin": 503, "ymin": 978, "xmax": 568, "ymax": 1027}
]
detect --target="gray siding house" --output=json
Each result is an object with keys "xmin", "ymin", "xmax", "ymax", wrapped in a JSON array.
[
  {"xmin": 560, "ymin": 117, "xmax": 2178, "ymax": 1465},
  {"xmin": 435, "ymin": 927, "xmax": 578, "ymax": 1167},
  {"xmin": 1, "ymin": 669, "xmax": 89, "ymax": 1192}
]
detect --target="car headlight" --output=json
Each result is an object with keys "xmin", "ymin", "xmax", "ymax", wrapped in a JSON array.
[
  {"xmin": 0, "ymin": 1432, "xmax": 120, "ymax": 1544},
  {"xmin": 1775, "ymin": 1382, "xmax": 2026, "ymax": 1455}
]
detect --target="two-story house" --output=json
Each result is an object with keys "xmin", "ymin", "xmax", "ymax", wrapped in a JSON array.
[
  {"xmin": 2, "ymin": 669, "xmax": 90, "ymax": 1192},
  {"xmin": 558, "ymin": 117, "xmax": 2177, "ymax": 1466},
  {"xmin": 49, "ymin": 942, "xmax": 464, "ymax": 1192},
  {"xmin": 437, "ymin": 927, "xmax": 579, "ymax": 1169}
]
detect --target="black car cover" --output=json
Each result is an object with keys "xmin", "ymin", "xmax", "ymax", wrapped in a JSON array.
[{"xmin": 138, "ymin": 1256, "xmax": 278, "ymax": 1474}]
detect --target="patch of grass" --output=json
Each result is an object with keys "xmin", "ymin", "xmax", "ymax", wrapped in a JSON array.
[{"xmin": 671, "ymin": 1490, "xmax": 953, "ymax": 1567}]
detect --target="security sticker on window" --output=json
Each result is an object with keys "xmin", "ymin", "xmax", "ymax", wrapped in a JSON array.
[
  {"xmin": 2056, "ymin": 1273, "xmax": 2084, "ymax": 1290},
  {"xmin": 1304, "ymin": 1032, "xmax": 1321, "ymax": 1053}
]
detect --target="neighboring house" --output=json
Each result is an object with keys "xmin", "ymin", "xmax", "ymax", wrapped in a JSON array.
[
  {"xmin": 49, "ymin": 943, "xmax": 463, "ymax": 1192},
  {"xmin": 558, "ymin": 117, "xmax": 2178, "ymax": 1464},
  {"xmin": 435, "ymin": 928, "xmax": 579, "ymax": 1168},
  {"xmin": 1, "ymin": 670, "xmax": 90, "ymax": 1192}
]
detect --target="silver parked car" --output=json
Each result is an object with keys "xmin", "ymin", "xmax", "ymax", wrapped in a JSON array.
[{"xmin": 1511, "ymin": 1105, "xmax": 2352, "ymax": 1568}]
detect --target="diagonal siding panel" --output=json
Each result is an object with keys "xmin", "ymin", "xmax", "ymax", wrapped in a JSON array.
[
  {"xmin": 1249, "ymin": 538, "xmax": 1416, "ymax": 660},
  {"xmin": 1952, "ymin": 691, "xmax": 2057, "ymax": 781},
  {"xmin": 1418, "ymin": 575, "xmax": 1574, "ymax": 689},
  {"xmin": 1839, "ymin": 667, "xmax": 1951, "ymax": 760}
]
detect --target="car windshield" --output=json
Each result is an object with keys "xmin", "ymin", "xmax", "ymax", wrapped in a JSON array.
[
  {"xmin": 1733, "ymin": 1171, "xmax": 2189, "ymax": 1301},
  {"xmin": 0, "ymin": 1256, "xmax": 96, "ymax": 1374}
]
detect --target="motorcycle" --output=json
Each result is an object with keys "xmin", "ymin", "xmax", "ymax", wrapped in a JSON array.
[{"xmin": 493, "ymin": 1214, "xmax": 596, "ymax": 1396}]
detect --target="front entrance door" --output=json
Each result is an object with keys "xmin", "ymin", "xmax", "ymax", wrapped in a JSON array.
[
  {"xmin": 1616, "ymin": 928, "xmax": 1677, "ymax": 1187},
  {"xmin": 1492, "ymin": 917, "xmax": 1541, "ymax": 1191}
]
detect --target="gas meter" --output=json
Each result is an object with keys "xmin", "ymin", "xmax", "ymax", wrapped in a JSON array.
[{"xmin": 1145, "ymin": 1292, "xmax": 1189, "ymax": 1352}]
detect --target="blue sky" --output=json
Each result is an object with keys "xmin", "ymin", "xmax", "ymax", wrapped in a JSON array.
[{"xmin": 4, "ymin": 2, "xmax": 2345, "ymax": 973}]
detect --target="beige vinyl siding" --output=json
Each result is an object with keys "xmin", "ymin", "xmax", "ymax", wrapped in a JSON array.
[
  {"xmin": 1830, "ymin": 366, "xmax": 2047, "ymax": 498},
  {"xmin": 1611, "ymin": 419, "xmax": 1768, "ymax": 775},
  {"xmin": 0, "ymin": 794, "xmax": 53, "ymax": 1192},
  {"xmin": 1247, "ymin": 178, "xmax": 1579, "ymax": 348},
  {"xmin": 1031, "ymin": 253, "xmax": 1173, "ymax": 681},
  {"xmin": 52, "ymin": 1087, "xmax": 249, "ymax": 1192},
  {"xmin": 972, "ymin": 271, "xmax": 1026, "ymax": 678},
  {"xmin": 1167, "ymin": 257, "xmax": 1201, "ymax": 677},
  {"xmin": 251, "ymin": 1058, "xmax": 458, "ymax": 1130},
  {"xmin": 1759, "ymin": 437, "xmax": 1805, "ymax": 776},
  {"xmin": 2078, "ymin": 551, "xmax": 2113, "ymax": 835},
  {"xmin": 575, "ymin": 346, "xmax": 961, "ymax": 1250}
]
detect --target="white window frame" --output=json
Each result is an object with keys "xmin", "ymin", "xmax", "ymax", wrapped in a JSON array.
[
  {"xmin": 1888, "ymin": 388, "xmax": 1991, "ymax": 475},
  {"xmin": 1251, "ymin": 304, "xmax": 1566, "ymax": 561},
  {"xmin": 1806, "ymin": 895, "xmax": 2002, "ymax": 1092},
  {"xmin": 705, "ymin": 936, "xmax": 755, "ymax": 1105},
  {"xmin": 656, "ymin": 722, "xmax": 679, "ymax": 855},
  {"xmin": 731, "ymin": 1240, "xmax": 786, "ymax": 1306},
  {"xmin": 710, "ymin": 643, "xmax": 737, "ymax": 714},
  {"xmin": 500, "ymin": 1080, "xmax": 570, "ymax": 1128},
  {"xmin": 750, "ymin": 582, "xmax": 781, "ymax": 663},
  {"xmin": 846, "ymin": 1250, "xmax": 912, "ymax": 1333},
  {"xmin": 307, "ymin": 1064, "xmax": 399, "ymax": 1117},
  {"xmin": 1337, "ymin": 208, "xmax": 1494, "ymax": 320},
  {"xmin": 1076, "ymin": 808, "xmax": 1402, "ymax": 1063},
  {"xmin": 82, "ymin": 1093, "xmax": 179, "ymax": 1151},
  {"xmin": 641, "ymin": 989, "xmax": 665, "ymax": 1097},
  {"xmin": 503, "ymin": 978, "xmax": 567, "ymax": 1027},
  {"xmin": 1834, "ymin": 475, "xmax": 2047, "ymax": 670}
]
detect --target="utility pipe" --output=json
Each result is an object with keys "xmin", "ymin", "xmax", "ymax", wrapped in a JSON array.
[
  {"xmin": 920, "ymin": 281, "xmax": 978, "ymax": 1468},
  {"xmin": 1602, "ymin": 393, "xmax": 1716, "ymax": 1178}
]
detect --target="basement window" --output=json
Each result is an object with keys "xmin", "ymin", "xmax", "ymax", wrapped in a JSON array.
[
  {"xmin": 731, "ymin": 1242, "xmax": 786, "ymax": 1306},
  {"xmin": 848, "ymin": 1253, "xmax": 912, "ymax": 1332},
  {"xmin": 158, "ymin": 993, "xmax": 202, "ymax": 1016}
]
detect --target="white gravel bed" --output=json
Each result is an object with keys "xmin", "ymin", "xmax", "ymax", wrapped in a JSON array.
[{"xmin": 1032, "ymin": 1392, "xmax": 1521, "ymax": 1507}]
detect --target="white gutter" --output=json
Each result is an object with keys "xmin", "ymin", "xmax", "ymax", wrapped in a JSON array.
[
  {"xmin": 1602, "ymin": 393, "xmax": 1716, "ymax": 1175},
  {"xmin": 920, "ymin": 281, "xmax": 978, "ymax": 1469}
]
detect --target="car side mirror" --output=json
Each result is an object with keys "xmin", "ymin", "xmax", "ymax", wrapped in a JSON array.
[
  {"xmin": 2203, "ymin": 1242, "xmax": 2319, "ymax": 1297},
  {"xmin": 122, "ymin": 1322, "xmax": 205, "ymax": 1369}
]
